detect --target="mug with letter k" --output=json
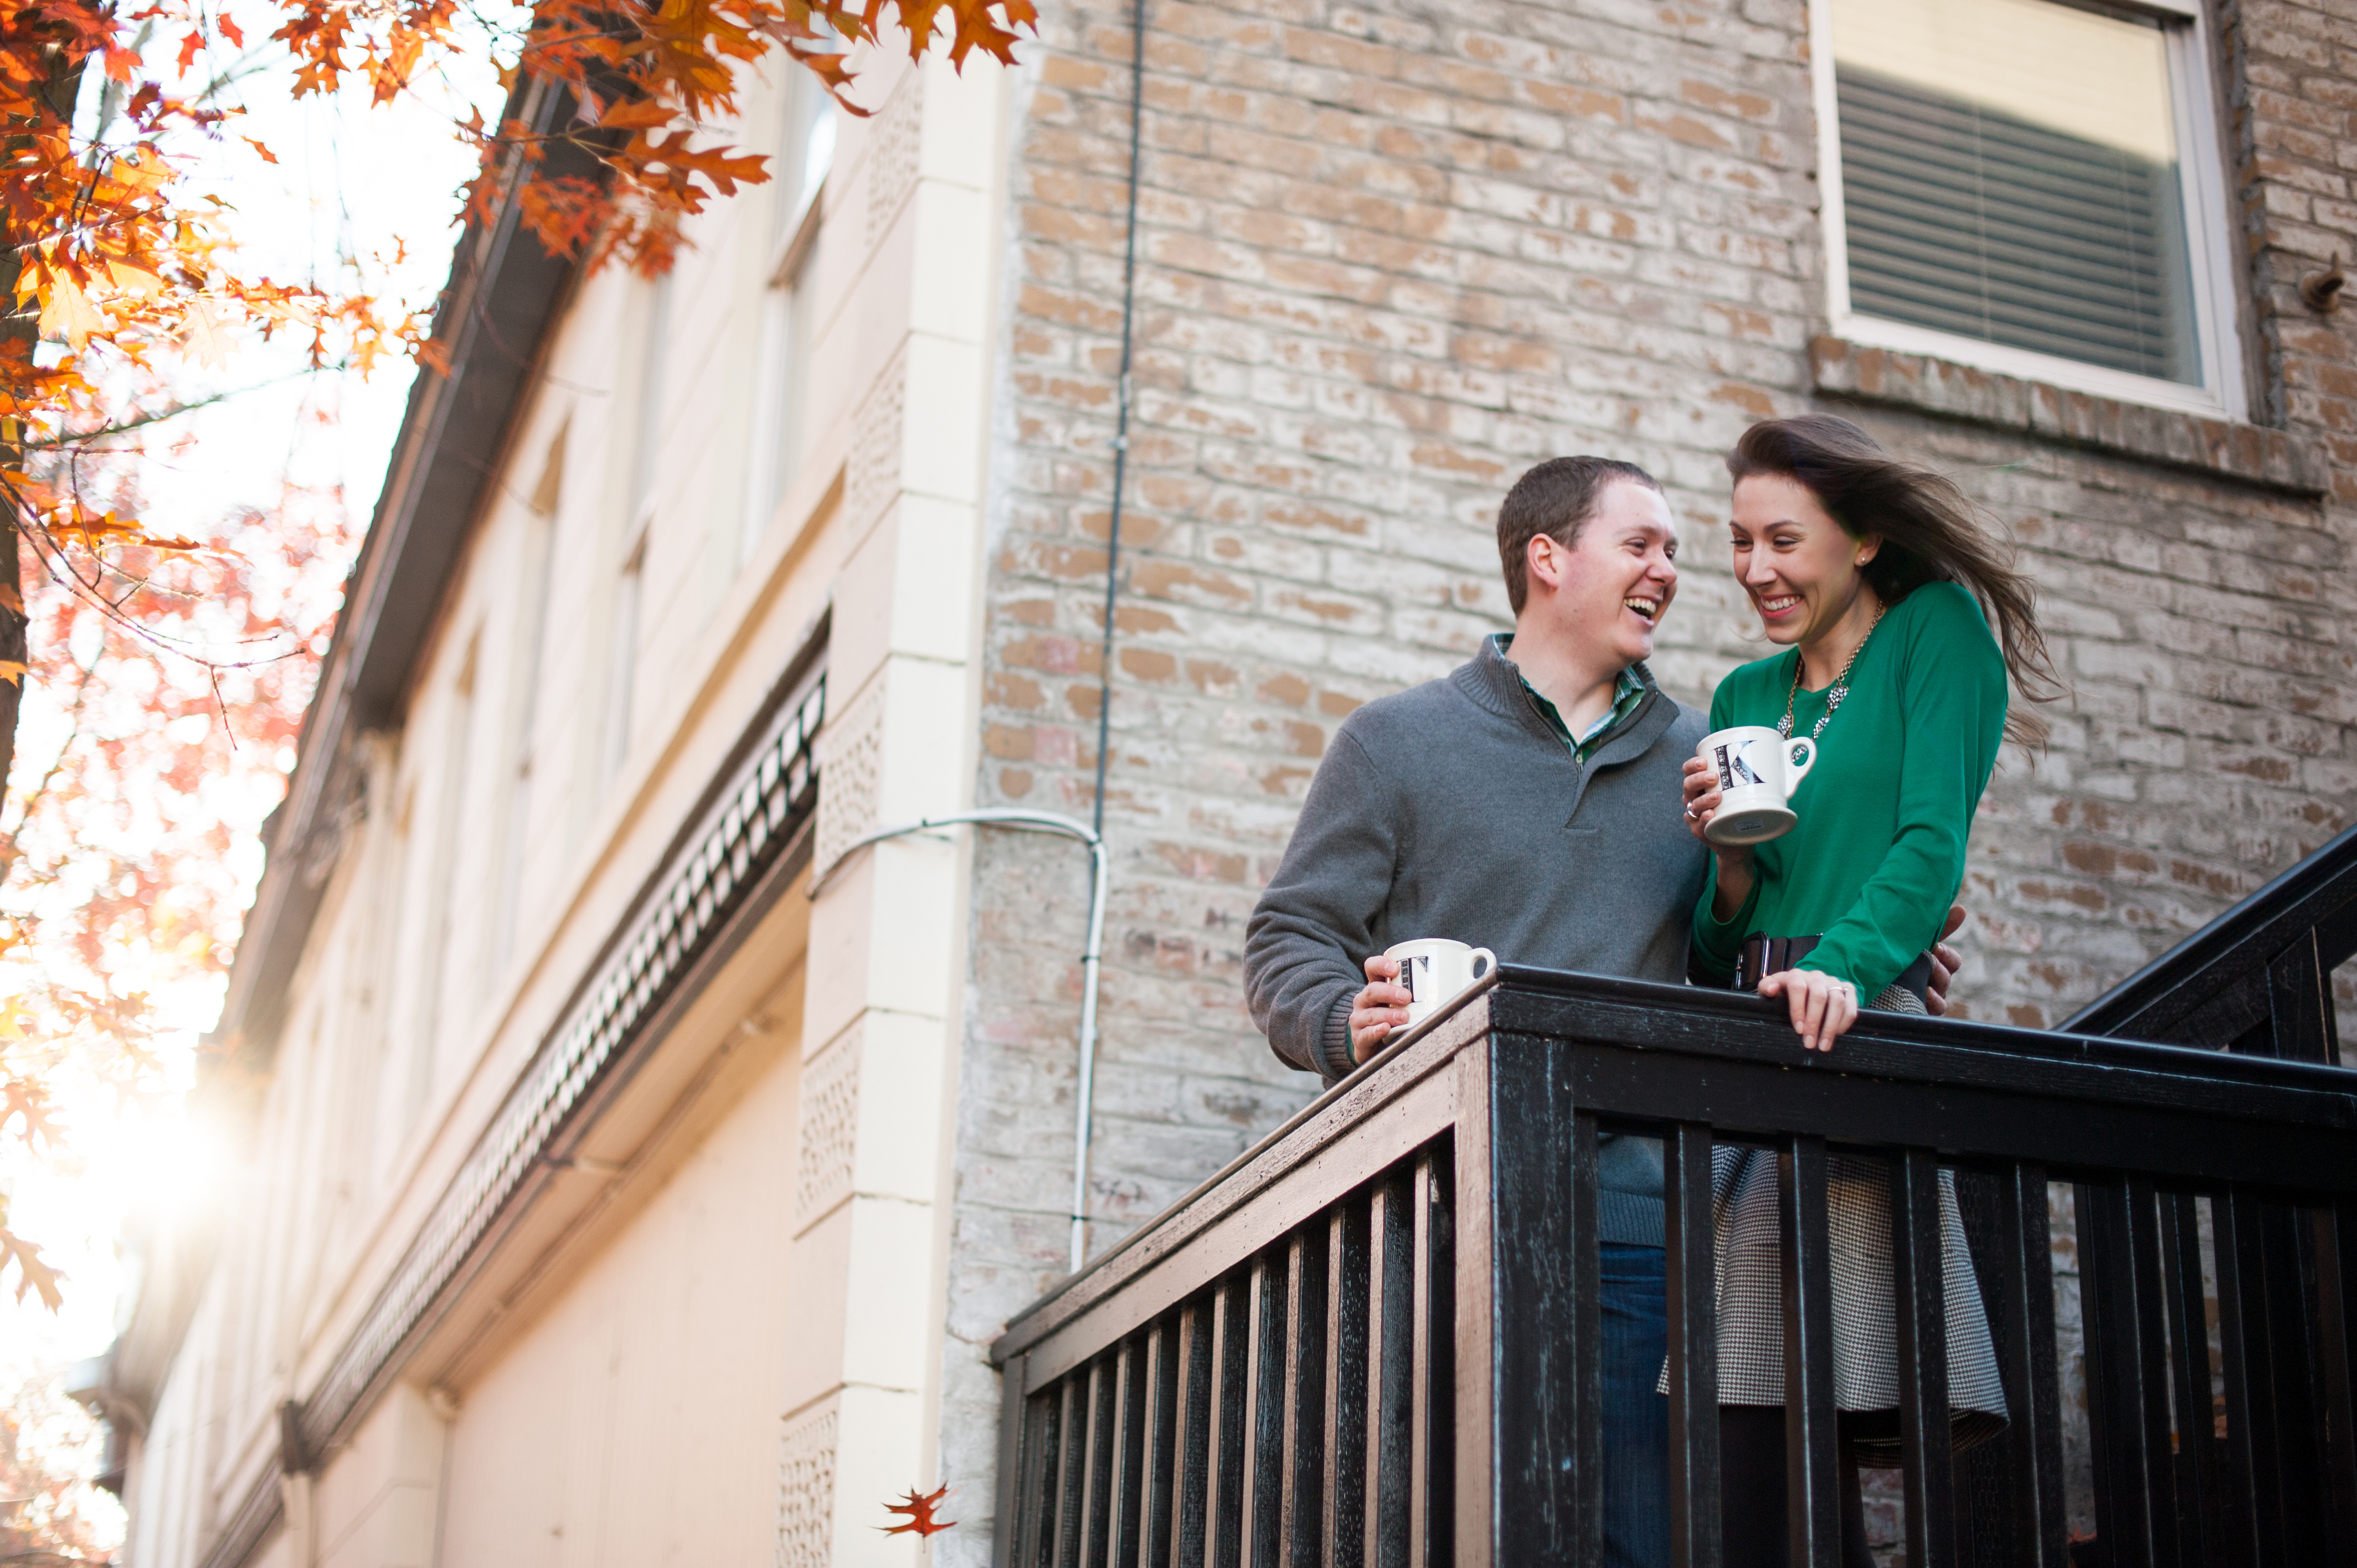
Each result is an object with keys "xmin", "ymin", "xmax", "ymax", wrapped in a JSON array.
[
  {"xmin": 1383, "ymin": 937, "xmax": 1498, "ymax": 1030},
  {"xmin": 1697, "ymin": 725, "xmax": 1816, "ymax": 845}
]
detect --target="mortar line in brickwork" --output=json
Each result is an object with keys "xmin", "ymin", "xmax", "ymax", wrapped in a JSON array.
[{"xmin": 1090, "ymin": 0, "xmax": 1148, "ymax": 840}]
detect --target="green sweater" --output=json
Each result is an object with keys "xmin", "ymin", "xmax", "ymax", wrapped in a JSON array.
[{"xmin": 1693, "ymin": 581, "xmax": 2008, "ymax": 999}]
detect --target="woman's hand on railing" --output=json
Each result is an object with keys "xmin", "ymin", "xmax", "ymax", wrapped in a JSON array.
[
  {"xmin": 1758, "ymin": 967, "xmax": 1859, "ymax": 1052},
  {"xmin": 1681, "ymin": 756, "xmax": 1757, "ymax": 915},
  {"xmin": 1925, "ymin": 904, "xmax": 1965, "ymax": 1017},
  {"xmin": 1349, "ymin": 953, "xmax": 1414, "ymax": 1062}
]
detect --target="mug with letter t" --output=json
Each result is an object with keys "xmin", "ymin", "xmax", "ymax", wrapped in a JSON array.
[
  {"xmin": 1696, "ymin": 725, "xmax": 1817, "ymax": 845},
  {"xmin": 1383, "ymin": 937, "xmax": 1497, "ymax": 1030}
]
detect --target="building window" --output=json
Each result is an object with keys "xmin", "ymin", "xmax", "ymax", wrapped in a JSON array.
[
  {"xmin": 742, "ymin": 68, "xmax": 836, "ymax": 560},
  {"xmin": 1815, "ymin": 0, "xmax": 2243, "ymax": 416},
  {"xmin": 604, "ymin": 530, "xmax": 645, "ymax": 786}
]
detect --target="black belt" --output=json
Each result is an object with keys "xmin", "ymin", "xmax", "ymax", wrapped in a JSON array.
[{"xmin": 1733, "ymin": 933, "xmax": 1932, "ymax": 1008}]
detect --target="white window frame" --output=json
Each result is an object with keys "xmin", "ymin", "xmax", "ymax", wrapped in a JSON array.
[
  {"xmin": 740, "ymin": 70, "xmax": 835, "ymax": 561},
  {"xmin": 1812, "ymin": 0, "xmax": 2248, "ymax": 420}
]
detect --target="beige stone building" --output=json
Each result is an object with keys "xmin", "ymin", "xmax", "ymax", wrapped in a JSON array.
[{"xmin": 99, "ymin": 0, "xmax": 2357, "ymax": 1562}]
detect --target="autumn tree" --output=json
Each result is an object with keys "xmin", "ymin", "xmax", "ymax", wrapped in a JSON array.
[{"xmin": 0, "ymin": 0, "xmax": 1038, "ymax": 1304}]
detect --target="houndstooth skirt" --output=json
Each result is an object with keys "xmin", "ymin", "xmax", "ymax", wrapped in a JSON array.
[{"xmin": 1662, "ymin": 984, "xmax": 2008, "ymax": 1463}]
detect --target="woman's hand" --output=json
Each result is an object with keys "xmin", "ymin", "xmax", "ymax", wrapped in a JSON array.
[
  {"xmin": 1758, "ymin": 968, "xmax": 1858, "ymax": 1053},
  {"xmin": 1682, "ymin": 756, "xmax": 1757, "ymax": 916},
  {"xmin": 1925, "ymin": 904, "xmax": 1965, "ymax": 1017},
  {"xmin": 1680, "ymin": 755, "xmax": 1719, "ymax": 844}
]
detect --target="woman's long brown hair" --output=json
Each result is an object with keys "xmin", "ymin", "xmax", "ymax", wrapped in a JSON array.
[{"xmin": 1726, "ymin": 414, "xmax": 2063, "ymax": 750}]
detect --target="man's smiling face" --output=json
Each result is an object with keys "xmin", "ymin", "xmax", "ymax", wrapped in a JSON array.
[{"xmin": 1528, "ymin": 478, "xmax": 1681, "ymax": 668}]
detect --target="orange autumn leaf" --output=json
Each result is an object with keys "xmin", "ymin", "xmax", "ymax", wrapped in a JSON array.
[
  {"xmin": 598, "ymin": 96, "xmax": 676, "ymax": 130},
  {"xmin": 879, "ymin": 1483, "xmax": 956, "ymax": 1538},
  {"xmin": 37, "ymin": 274, "xmax": 103, "ymax": 349}
]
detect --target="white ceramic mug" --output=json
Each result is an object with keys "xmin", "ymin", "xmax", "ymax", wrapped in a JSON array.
[
  {"xmin": 1697, "ymin": 725, "xmax": 1818, "ymax": 845},
  {"xmin": 1384, "ymin": 937, "xmax": 1498, "ymax": 1029}
]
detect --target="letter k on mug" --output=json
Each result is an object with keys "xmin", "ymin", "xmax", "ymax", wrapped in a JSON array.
[
  {"xmin": 1697, "ymin": 725, "xmax": 1816, "ymax": 845},
  {"xmin": 1382, "ymin": 938, "xmax": 1497, "ymax": 1030}
]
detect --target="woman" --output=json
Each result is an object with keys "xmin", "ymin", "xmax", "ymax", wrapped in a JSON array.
[{"xmin": 1678, "ymin": 415, "xmax": 2060, "ymax": 1568}]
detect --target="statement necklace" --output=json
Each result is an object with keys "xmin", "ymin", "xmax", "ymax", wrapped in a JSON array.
[{"xmin": 1778, "ymin": 604, "xmax": 1886, "ymax": 741}]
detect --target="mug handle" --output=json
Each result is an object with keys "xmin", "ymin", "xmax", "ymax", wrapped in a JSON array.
[
  {"xmin": 1469, "ymin": 947, "xmax": 1496, "ymax": 981},
  {"xmin": 1783, "ymin": 737, "xmax": 1816, "ymax": 797}
]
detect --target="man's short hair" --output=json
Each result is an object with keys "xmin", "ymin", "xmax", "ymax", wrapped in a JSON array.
[{"xmin": 1496, "ymin": 456, "xmax": 1663, "ymax": 615}]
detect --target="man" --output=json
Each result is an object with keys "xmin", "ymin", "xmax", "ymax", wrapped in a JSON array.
[
  {"xmin": 1243, "ymin": 455, "xmax": 1691, "ymax": 1566},
  {"xmin": 1243, "ymin": 456, "xmax": 1955, "ymax": 1567}
]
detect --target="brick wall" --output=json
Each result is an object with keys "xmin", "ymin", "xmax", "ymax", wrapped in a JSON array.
[{"xmin": 936, "ymin": 0, "xmax": 2357, "ymax": 1548}]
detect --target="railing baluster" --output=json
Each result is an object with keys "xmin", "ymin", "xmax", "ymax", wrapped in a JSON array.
[
  {"xmin": 1571, "ymin": 1111, "xmax": 1603, "ymax": 1568},
  {"xmin": 2211, "ymin": 1190, "xmax": 2269, "ymax": 1568},
  {"xmin": 1665, "ymin": 1122, "xmax": 1720, "ymax": 1568},
  {"xmin": 1016, "ymin": 1369, "xmax": 1058, "ymax": 1568},
  {"xmin": 2081, "ymin": 1179, "xmax": 2179, "ymax": 1568},
  {"xmin": 1116, "ymin": 1337, "xmax": 1150, "ymax": 1568},
  {"xmin": 2158, "ymin": 1192, "xmax": 2220, "ymax": 1568},
  {"xmin": 1179, "ymin": 1298, "xmax": 1214, "ymax": 1568},
  {"xmin": 1213, "ymin": 1275, "xmax": 1252, "ymax": 1568},
  {"xmin": 2311, "ymin": 1200, "xmax": 2357, "ymax": 1565},
  {"xmin": 1144, "ymin": 1324, "xmax": 1178, "ymax": 1568},
  {"xmin": 1055, "ymin": 1372, "xmax": 1092, "ymax": 1568},
  {"xmin": 1283, "ymin": 1228, "xmax": 1328, "ymax": 1567},
  {"xmin": 1985, "ymin": 1163, "xmax": 2066, "ymax": 1568},
  {"xmin": 2131, "ymin": 1180, "xmax": 2183, "ymax": 1568},
  {"xmin": 1088, "ymin": 1355, "xmax": 1120, "ymax": 1568},
  {"xmin": 1779, "ymin": 1136, "xmax": 1839, "ymax": 1568},
  {"xmin": 1246, "ymin": 1253, "xmax": 1288, "ymax": 1568},
  {"xmin": 1409, "ymin": 1150, "xmax": 1454, "ymax": 1568},
  {"xmin": 1326, "ymin": 1200, "xmax": 1370, "ymax": 1568},
  {"xmin": 1368, "ymin": 1168, "xmax": 1415, "ymax": 1568},
  {"xmin": 1892, "ymin": 1149, "xmax": 1954, "ymax": 1568}
]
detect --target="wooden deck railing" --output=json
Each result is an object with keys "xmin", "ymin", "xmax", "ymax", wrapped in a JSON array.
[{"xmin": 988, "ymin": 828, "xmax": 2357, "ymax": 1568}]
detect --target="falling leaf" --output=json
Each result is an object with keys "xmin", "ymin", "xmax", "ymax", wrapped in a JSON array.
[
  {"xmin": 879, "ymin": 1483, "xmax": 956, "ymax": 1538},
  {"xmin": 0, "ymin": 1222, "xmax": 63, "ymax": 1312}
]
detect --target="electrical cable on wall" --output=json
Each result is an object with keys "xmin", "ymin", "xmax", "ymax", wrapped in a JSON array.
[
  {"xmin": 1090, "ymin": 0, "xmax": 1149, "ymax": 838},
  {"xmin": 810, "ymin": 3, "xmax": 1149, "ymax": 1276},
  {"xmin": 810, "ymin": 810, "xmax": 1108, "ymax": 1272}
]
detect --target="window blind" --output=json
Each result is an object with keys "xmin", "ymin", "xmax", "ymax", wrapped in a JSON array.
[{"xmin": 1836, "ymin": 67, "xmax": 2201, "ymax": 386}]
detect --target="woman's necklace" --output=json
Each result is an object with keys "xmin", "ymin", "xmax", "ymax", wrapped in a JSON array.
[{"xmin": 1778, "ymin": 603, "xmax": 1887, "ymax": 741}]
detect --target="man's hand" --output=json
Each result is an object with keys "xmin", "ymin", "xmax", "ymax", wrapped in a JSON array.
[
  {"xmin": 1758, "ymin": 968, "xmax": 1859, "ymax": 1053},
  {"xmin": 1924, "ymin": 904, "xmax": 1966, "ymax": 1017},
  {"xmin": 1349, "ymin": 954, "xmax": 1413, "ymax": 1062}
]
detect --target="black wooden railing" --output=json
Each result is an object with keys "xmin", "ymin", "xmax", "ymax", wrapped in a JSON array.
[{"xmin": 989, "ymin": 833, "xmax": 2357, "ymax": 1568}]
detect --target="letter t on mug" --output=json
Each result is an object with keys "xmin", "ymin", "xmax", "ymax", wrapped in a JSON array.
[{"xmin": 1383, "ymin": 938, "xmax": 1497, "ymax": 1030}]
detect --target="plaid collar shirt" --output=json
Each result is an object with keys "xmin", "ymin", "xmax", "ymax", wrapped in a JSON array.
[{"xmin": 1489, "ymin": 633, "xmax": 1646, "ymax": 764}]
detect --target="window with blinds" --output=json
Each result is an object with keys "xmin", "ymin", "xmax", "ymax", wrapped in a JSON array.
[{"xmin": 1829, "ymin": 0, "xmax": 2209, "ymax": 390}]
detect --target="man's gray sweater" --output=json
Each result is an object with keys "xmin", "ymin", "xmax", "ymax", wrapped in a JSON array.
[{"xmin": 1243, "ymin": 637, "xmax": 1708, "ymax": 1246}]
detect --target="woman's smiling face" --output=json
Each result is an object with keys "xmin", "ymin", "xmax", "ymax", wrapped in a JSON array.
[{"xmin": 1728, "ymin": 472, "xmax": 1880, "ymax": 648}]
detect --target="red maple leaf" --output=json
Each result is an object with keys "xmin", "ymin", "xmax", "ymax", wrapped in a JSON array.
[{"xmin": 879, "ymin": 1483, "xmax": 956, "ymax": 1538}]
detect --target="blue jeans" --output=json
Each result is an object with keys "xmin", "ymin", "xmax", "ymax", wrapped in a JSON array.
[{"xmin": 1601, "ymin": 1242, "xmax": 1670, "ymax": 1568}]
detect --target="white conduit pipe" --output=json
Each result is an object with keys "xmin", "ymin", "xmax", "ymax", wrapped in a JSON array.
[{"xmin": 808, "ymin": 808, "xmax": 1110, "ymax": 1272}]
